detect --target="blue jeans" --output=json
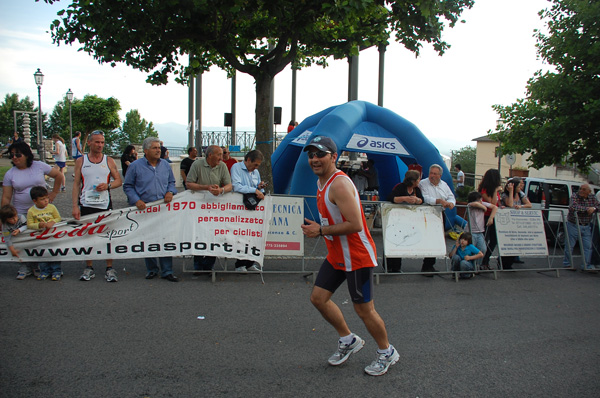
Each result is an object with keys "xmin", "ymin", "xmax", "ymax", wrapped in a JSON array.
[
  {"xmin": 145, "ymin": 257, "xmax": 173, "ymax": 277},
  {"xmin": 563, "ymin": 221, "xmax": 593, "ymax": 269},
  {"xmin": 452, "ymin": 255, "xmax": 475, "ymax": 278},
  {"xmin": 39, "ymin": 262, "xmax": 61, "ymax": 277},
  {"xmin": 471, "ymin": 233, "xmax": 486, "ymax": 266}
]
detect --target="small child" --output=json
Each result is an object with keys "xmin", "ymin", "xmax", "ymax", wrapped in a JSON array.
[
  {"xmin": 0, "ymin": 204, "xmax": 34, "ymax": 279},
  {"xmin": 448, "ymin": 232, "xmax": 484, "ymax": 279},
  {"xmin": 27, "ymin": 186, "xmax": 62, "ymax": 281},
  {"xmin": 466, "ymin": 191, "xmax": 497, "ymax": 268}
]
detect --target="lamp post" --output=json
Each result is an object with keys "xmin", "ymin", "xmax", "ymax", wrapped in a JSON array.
[
  {"xmin": 66, "ymin": 88, "xmax": 73, "ymax": 158},
  {"xmin": 33, "ymin": 68, "xmax": 44, "ymax": 161}
]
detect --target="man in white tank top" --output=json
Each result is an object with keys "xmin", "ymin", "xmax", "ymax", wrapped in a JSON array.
[{"xmin": 72, "ymin": 130, "xmax": 122, "ymax": 282}]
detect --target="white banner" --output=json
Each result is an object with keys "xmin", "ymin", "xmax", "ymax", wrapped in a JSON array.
[
  {"xmin": 346, "ymin": 133, "xmax": 410, "ymax": 155},
  {"xmin": 265, "ymin": 196, "xmax": 304, "ymax": 256},
  {"xmin": 0, "ymin": 190, "xmax": 272, "ymax": 264},
  {"xmin": 495, "ymin": 208, "xmax": 548, "ymax": 256},
  {"xmin": 382, "ymin": 203, "xmax": 446, "ymax": 258}
]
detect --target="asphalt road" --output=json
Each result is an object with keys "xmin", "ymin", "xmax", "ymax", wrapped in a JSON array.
[{"xmin": 2, "ymin": 159, "xmax": 600, "ymax": 397}]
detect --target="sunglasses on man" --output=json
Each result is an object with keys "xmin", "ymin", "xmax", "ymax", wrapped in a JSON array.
[
  {"xmin": 307, "ymin": 151, "xmax": 331, "ymax": 159},
  {"xmin": 9, "ymin": 152, "xmax": 23, "ymax": 159}
]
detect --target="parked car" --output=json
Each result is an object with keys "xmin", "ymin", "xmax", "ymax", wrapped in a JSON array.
[{"xmin": 523, "ymin": 177, "xmax": 600, "ymax": 244}]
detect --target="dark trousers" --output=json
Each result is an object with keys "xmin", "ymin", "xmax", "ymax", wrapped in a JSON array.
[
  {"xmin": 482, "ymin": 215, "xmax": 497, "ymax": 266},
  {"xmin": 194, "ymin": 256, "xmax": 216, "ymax": 270},
  {"xmin": 385, "ymin": 257, "xmax": 435, "ymax": 272}
]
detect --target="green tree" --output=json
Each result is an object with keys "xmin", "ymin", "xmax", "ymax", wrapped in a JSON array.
[
  {"xmin": 120, "ymin": 109, "xmax": 158, "ymax": 152},
  {"xmin": 0, "ymin": 93, "xmax": 38, "ymax": 145},
  {"xmin": 451, "ymin": 145, "xmax": 476, "ymax": 175},
  {"xmin": 492, "ymin": 0, "xmax": 600, "ymax": 171},
  {"xmin": 46, "ymin": 97, "xmax": 70, "ymax": 143},
  {"xmin": 44, "ymin": 0, "xmax": 474, "ymax": 186},
  {"xmin": 71, "ymin": 94, "xmax": 121, "ymax": 150}
]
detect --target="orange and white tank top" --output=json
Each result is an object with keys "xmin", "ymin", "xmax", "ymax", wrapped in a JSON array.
[{"xmin": 317, "ymin": 170, "xmax": 378, "ymax": 271}]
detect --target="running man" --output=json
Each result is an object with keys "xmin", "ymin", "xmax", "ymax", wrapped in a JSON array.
[{"xmin": 300, "ymin": 136, "xmax": 399, "ymax": 376}]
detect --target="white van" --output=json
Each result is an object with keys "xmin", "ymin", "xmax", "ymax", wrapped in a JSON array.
[{"xmin": 523, "ymin": 177, "xmax": 600, "ymax": 242}]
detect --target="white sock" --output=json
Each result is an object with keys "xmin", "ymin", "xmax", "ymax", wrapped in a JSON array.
[
  {"xmin": 339, "ymin": 333, "xmax": 354, "ymax": 345},
  {"xmin": 377, "ymin": 345, "xmax": 393, "ymax": 356}
]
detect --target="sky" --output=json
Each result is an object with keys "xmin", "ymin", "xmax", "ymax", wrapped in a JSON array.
[{"xmin": 0, "ymin": 0, "xmax": 551, "ymax": 155}]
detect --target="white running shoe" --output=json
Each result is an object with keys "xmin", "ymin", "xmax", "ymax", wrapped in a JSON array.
[
  {"xmin": 16, "ymin": 270, "xmax": 32, "ymax": 280},
  {"xmin": 247, "ymin": 264, "xmax": 261, "ymax": 272},
  {"xmin": 328, "ymin": 334, "xmax": 365, "ymax": 366},
  {"xmin": 364, "ymin": 345, "xmax": 400, "ymax": 376},
  {"xmin": 80, "ymin": 268, "xmax": 95, "ymax": 281},
  {"xmin": 105, "ymin": 268, "xmax": 118, "ymax": 282},
  {"xmin": 235, "ymin": 266, "xmax": 247, "ymax": 272}
]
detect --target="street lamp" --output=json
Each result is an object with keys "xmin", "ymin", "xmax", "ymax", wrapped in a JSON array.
[
  {"xmin": 33, "ymin": 68, "xmax": 44, "ymax": 161},
  {"xmin": 66, "ymin": 88, "xmax": 73, "ymax": 158}
]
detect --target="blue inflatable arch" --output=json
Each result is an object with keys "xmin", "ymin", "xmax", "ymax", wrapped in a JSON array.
[{"xmin": 272, "ymin": 100, "xmax": 459, "ymax": 227}]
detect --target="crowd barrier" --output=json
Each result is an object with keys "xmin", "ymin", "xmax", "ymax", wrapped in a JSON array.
[
  {"xmin": 2, "ymin": 191, "xmax": 597, "ymax": 283},
  {"xmin": 180, "ymin": 198, "xmax": 599, "ymax": 283}
]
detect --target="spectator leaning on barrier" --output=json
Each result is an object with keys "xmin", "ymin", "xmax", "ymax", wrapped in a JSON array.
[
  {"xmin": 72, "ymin": 130, "xmax": 122, "ymax": 282},
  {"xmin": 466, "ymin": 191, "xmax": 496, "ymax": 268},
  {"xmin": 418, "ymin": 164, "xmax": 456, "ymax": 275},
  {"xmin": 180, "ymin": 146, "xmax": 198, "ymax": 190},
  {"xmin": 186, "ymin": 144, "xmax": 232, "ymax": 272},
  {"xmin": 563, "ymin": 184, "xmax": 600, "ymax": 272},
  {"xmin": 478, "ymin": 169, "xmax": 502, "ymax": 271},
  {"xmin": 300, "ymin": 135, "xmax": 399, "ymax": 377},
  {"xmin": 231, "ymin": 149, "xmax": 267, "ymax": 272},
  {"xmin": 123, "ymin": 137, "xmax": 179, "ymax": 282},
  {"xmin": 500, "ymin": 177, "xmax": 531, "ymax": 266},
  {"xmin": 501, "ymin": 177, "xmax": 531, "ymax": 209},
  {"xmin": 385, "ymin": 169, "xmax": 423, "ymax": 273}
]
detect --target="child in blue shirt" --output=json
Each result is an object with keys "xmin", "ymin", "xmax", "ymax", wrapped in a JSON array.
[{"xmin": 448, "ymin": 232, "xmax": 483, "ymax": 279}]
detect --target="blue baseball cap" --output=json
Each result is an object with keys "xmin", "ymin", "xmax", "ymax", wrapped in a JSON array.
[{"xmin": 303, "ymin": 136, "xmax": 337, "ymax": 153}]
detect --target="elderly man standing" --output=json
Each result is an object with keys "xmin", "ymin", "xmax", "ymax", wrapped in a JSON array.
[
  {"xmin": 124, "ymin": 137, "xmax": 179, "ymax": 282},
  {"xmin": 418, "ymin": 164, "xmax": 456, "ymax": 275},
  {"xmin": 231, "ymin": 149, "xmax": 266, "ymax": 272},
  {"xmin": 186, "ymin": 145, "xmax": 232, "ymax": 271},
  {"xmin": 563, "ymin": 184, "xmax": 600, "ymax": 272}
]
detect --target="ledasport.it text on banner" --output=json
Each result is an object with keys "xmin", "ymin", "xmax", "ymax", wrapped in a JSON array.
[{"xmin": 0, "ymin": 191, "xmax": 274, "ymax": 264}]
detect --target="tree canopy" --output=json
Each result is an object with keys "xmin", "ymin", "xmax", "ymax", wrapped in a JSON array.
[
  {"xmin": 115, "ymin": 109, "xmax": 158, "ymax": 153},
  {"xmin": 492, "ymin": 0, "xmax": 600, "ymax": 171},
  {"xmin": 0, "ymin": 94, "xmax": 38, "ymax": 144},
  {"xmin": 451, "ymin": 145, "xmax": 476, "ymax": 175},
  {"xmin": 43, "ymin": 0, "xmax": 474, "ymax": 185},
  {"xmin": 71, "ymin": 94, "xmax": 121, "ymax": 148}
]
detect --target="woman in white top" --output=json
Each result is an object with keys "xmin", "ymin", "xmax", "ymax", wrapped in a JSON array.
[{"xmin": 52, "ymin": 134, "xmax": 68, "ymax": 191}]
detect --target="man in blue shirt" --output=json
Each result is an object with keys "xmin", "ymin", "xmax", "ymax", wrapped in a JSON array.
[
  {"xmin": 123, "ymin": 137, "xmax": 179, "ymax": 282},
  {"xmin": 231, "ymin": 149, "xmax": 266, "ymax": 272}
]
